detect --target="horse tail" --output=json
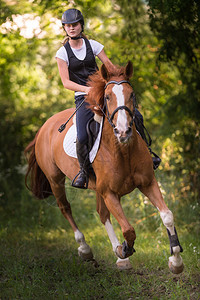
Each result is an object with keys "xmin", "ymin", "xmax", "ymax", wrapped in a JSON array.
[{"xmin": 24, "ymin": 130, "xmax": 52, "ymax": 199}]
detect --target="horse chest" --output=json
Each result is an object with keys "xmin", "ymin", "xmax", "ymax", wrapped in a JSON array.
[
  {"xmin": 95, "ymin": 139, "xmax": 153, "ymax": 194},
  {"xmin": 107, "ymin": 170, "xmax": 152, "ymax": 196},
  {"xmin": 106, "ymin": 158, "xmax": 153, "ymax": 192},
  {"xmin": 102, "ymin": 162, "xmax": 136, "ymax": 193}
]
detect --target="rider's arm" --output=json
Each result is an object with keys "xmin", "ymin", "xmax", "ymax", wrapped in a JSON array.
[
  {"xmin": 56, "ymin": 58, "xmax": 91, "ymax": 94},
  {"xmin": 97, "ymin": 49, "xmax": 115, "ymax": 70}
]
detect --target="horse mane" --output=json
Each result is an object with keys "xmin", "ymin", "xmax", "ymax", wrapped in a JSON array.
[{"xmin": 86, "ymin": 64, "xmax": 127, "ymax": 115}]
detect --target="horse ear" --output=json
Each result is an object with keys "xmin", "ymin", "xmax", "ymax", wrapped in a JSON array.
[
  {"xmin": 101, "ymin": 64, "xmax": 110, "ymax": 81},
  {"xmin": 125, "ymin": 61, "xmax": 133, "ymax": 79}
]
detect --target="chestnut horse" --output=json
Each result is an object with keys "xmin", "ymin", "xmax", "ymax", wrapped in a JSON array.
[{"xmin": 25, "ymin": 62, "xmax": 183, "ymax": 273}]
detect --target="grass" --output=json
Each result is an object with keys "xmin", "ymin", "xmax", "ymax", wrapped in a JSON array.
[{"xmin": 0, "ymin": 178, "xmax": 199, "ymax": 299}]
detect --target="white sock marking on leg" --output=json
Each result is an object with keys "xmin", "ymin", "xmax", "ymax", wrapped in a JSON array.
[
  {"xmin": 160, "ymin": 210, "xmax": 175, "ymax": 234},
  {"xmin": 74, "ymin": 230, "xmax": 91, "ymax": 254},
  {"xmin": 105, "ymin": 219, "xmax": 120, "ymax": 252}
]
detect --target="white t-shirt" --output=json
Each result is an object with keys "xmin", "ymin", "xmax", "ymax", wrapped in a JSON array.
[
  {"xmin": 55, "ymin": 39, "xmax": 104, "ymax": 65},
  {"xmin": 55, "ymin": 39, "xmax": 104, "ymax": 96}
]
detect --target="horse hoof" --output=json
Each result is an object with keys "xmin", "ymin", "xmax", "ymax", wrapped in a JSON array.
[
  {"xmin": 115, "ymin": 245, "xmax": 124, "ymax": 259},
  {"xmin": 168, "ymin": 260, "xmax": 184, "ymax": 274},
  {"xmin": 116, "ymin": 258, "xmax": 132, "ymax": 270},
  {"xmin": 78, "ymin": 249, "xmax": 94, "ymax": 261},
  {"xmin": 115, "ymin": 243, "xmax": 135, "ymax": 259}
]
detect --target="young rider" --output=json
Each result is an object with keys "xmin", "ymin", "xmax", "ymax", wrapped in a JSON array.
[{"xmin": 55, "ymin": 8, "xmax": 161, "ymax": 189}]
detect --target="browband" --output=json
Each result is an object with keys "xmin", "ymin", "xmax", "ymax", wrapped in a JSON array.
[{"xmin": 104, "ymin": 80, "xmax": 132, "ymax": 90}]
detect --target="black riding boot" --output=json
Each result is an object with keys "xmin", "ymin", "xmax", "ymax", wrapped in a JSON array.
[
  {"xmin": 72, "ymin": 140, "xmax": 91, "ymax": 189},
  {"xmin": 134, "ymin": 114, "xmax": 161, "ymax": 170}
]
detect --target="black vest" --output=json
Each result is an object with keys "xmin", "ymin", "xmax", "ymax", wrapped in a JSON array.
[{"xmin": 64, "ymin": 38, "xmax": 98, "ymax": 86}]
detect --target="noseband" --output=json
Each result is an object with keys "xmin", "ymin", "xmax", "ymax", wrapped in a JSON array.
[{"xmin": 103, "ymin": 80, "xmax": 136, "ymax": 129}]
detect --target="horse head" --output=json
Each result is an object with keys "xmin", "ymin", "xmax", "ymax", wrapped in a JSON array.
[{"xmin": 101, "ymin": 61, "xmax": 136, "ymax": 144}]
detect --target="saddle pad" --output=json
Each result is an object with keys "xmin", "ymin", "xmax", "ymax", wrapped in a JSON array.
[{"xmin": 63, "ymin": 117, "xmax": 103, "ymax": 163}]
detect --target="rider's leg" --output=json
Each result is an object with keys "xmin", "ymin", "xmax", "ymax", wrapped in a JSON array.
[
  {"xmin": 72, "ymin": 95, "xmax": 94, "ymax": 189},
  {"xmin": 72, "ymin": 139, "xmax": 91, "ymax": 189},
  {"xmin": 134, "ymin": 109, "xmax": 161, "ymax": 170}
]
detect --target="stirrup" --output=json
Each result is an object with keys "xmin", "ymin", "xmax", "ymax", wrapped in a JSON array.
[
  {"xmin": 149, "ymin": 148, "xmax": 161, "ymax": 170},
  {"xmin": 153, "ymin": 156, "xmax": 161, "ymax": 170},
  {"xmin": 71, "ymin": 170, "xmax": 89, "ymax": 189}
]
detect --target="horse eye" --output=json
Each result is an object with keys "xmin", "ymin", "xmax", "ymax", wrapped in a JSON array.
[
  {"xmin": 105, "ymin": 95, "xmax": 110, "ymax": 101},
  {"xmin": 130, "ymin": 92, "xmax": 134, "ymax": 100},
  {"xmin": 130, "ymin": 92, "xmax": 136, "ymax": 103}
]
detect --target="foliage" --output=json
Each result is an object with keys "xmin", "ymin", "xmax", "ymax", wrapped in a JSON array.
[
  {"xmin": 147, "ymin": 0, "xmax": 200, "ymax": 201},
  {"xmin": 0, "ymin": 0, "xmax": 73, "ymax": 186}
]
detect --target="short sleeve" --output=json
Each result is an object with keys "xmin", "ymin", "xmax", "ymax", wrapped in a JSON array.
[
  {"xmin": 89, "ymin": 40, "xmax": 104, "ymax": 56},
  {"xmin": 55, "ymin": 46, "xmax": 69, "ymax": 65}
]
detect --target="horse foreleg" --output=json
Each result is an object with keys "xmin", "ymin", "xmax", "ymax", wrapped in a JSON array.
[
  {"xmin": 50, "ymin": 176, "xmax": 93, "ymax": 261},
  {"xmin": 102, "ymin": 192, "xmax": 136, "ymax": 260},
  {"xmin": 139, "ymin": 177, "xmax": 184, "ymax": 274},
  {"xmin": 105, "ymin": 219, "xmax": 132, "ymax": 270},
  {"xmin": 96, "ymin": 193, "xmax": 132, "ymax": 269}
]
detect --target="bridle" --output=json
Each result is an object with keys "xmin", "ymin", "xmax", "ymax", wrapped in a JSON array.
[{"xmin": 97, "ymin": 80, "xmax": 137, "ymax": 129}]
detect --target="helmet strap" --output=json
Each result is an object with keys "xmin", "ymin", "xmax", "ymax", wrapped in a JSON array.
[{"xmin": 70, "ymin": 34, "xmax": 82, "ymax": 40}]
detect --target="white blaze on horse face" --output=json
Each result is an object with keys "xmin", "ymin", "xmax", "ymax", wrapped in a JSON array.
[{"xmin": 112, "ymin": 85, "xmax": 128, "ymax": 132}]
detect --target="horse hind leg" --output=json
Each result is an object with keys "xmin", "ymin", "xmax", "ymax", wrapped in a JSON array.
[
  {"xmin": 96, "ymin": 193, "xmax": 132, "ymax": 270},
  {"xmin": 139, "ymin": 177, "xmax": 184, "ymax": 274},
  {"xmin": 49, "ymin": 174, "xmax": 93, "ymax": 261}
]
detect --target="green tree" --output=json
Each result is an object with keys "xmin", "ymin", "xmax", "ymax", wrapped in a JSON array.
[
  {"xmin": 147, "ymin": 0, "xmax": 200, "ymax": 201},
  {"xmin": 0, "ymin": 0, "xmax": 72, "ymax": 196}
]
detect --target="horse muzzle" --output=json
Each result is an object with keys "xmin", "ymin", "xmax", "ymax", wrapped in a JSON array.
[{"xmin": 114, "ymin": 126, "xmax": 132, "ymax": 144}]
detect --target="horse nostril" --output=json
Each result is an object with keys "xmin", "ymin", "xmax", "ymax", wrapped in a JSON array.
[
  {"xmin": 125, "ymin": 127, "xmax": 132, "ymax": 135},
  {"xmin": 114, "ymin": 127, "xmax": 119, "ymax": 135}
]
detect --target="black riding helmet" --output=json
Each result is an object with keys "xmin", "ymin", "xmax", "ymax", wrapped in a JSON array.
[{"xmin": 62, "ymin": 8, "xmax": 84, "ymax": 30}]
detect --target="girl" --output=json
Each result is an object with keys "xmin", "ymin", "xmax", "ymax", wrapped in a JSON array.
[{"xmin": 55, "ymin": 8, "xmax": 114, "ymax": 189}]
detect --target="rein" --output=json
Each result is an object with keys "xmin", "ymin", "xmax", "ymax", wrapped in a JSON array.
[{"xmin": 97, "ymin": 80, "xmax": 136, "ymax": 129}]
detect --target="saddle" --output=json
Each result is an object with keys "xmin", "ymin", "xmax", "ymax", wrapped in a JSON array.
[{"xmin": 63, "ymin": 114, "xmax": 103, "ymax": 163}]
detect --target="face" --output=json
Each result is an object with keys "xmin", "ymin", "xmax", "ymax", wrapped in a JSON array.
[
  {"xmin": 105, "ymin": 83, "xmax": 134, "ymax": 144},
  {"xmin": 64, "ymin": 22, "xmax": 82, "ymax": 38}
]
